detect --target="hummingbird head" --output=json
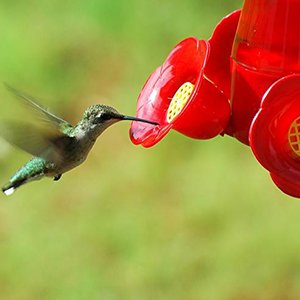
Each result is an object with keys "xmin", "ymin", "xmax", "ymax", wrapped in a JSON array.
[{"xmin": 82, "ymin": 104, "xmax": 158, "ymax": 135}]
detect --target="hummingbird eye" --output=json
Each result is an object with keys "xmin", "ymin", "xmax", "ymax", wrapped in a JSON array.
[
  {"xmin": 100, "ymin": 113, "xmax": 112, "ymax": 121},
  {"xmin": 94, "ymin": 112, "xmax": 111, "ymax": 123}
]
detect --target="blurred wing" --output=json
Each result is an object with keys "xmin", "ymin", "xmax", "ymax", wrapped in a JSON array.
[
  {"xmin": 4, "ymin": 83, "xmax": 73, "ymax": 132},
  {"xmin": 0, "ymin": 121, "xmax": 74, "ymax": 164}
]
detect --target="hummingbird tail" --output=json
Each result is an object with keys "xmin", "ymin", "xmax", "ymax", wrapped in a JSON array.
[{"xmin": 2, "ymin": 179, "xmax": 26, "ymax": 196}]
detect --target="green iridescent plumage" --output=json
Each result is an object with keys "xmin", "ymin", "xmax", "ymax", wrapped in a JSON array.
[{"xmin": 1, "ymin": 85, "xmax": 158, "ymax": 195}]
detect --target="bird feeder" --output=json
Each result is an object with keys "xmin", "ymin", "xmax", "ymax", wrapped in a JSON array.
[{"xmin": 130, "ymin": 0, "xmax": 300, "ymax": 198}]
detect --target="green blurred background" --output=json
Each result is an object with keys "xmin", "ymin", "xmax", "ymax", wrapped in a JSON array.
[{"xmin": 0, "ymin": 0, "xmax": 300, "ymax": 299}]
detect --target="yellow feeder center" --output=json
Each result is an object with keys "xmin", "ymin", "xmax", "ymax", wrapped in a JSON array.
[
  {"xmin": 167, "ymin": 82, "xmax": 194, "ymax": 123},
  {"xmin": 288, "ymin": 117, "xmax": 300, "ymax": 157}
]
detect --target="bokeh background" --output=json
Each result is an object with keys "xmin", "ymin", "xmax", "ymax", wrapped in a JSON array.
[{"xmin": 0, "ymin": 0, "xmax": 300, "ymax": 299}]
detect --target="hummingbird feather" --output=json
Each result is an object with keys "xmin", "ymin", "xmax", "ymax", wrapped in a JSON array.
[
  {"xmin": 4, "ymin": 83, "xmax": 73, "ymax": 132},
  {"xmin": 0, "ymin": 121, "xmax": 74, "ymax": 164}
]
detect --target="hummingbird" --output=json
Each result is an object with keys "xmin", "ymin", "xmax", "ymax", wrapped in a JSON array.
[{"xmin": 0, "ymin": 85, "xmax": 159, "ymax": 196}]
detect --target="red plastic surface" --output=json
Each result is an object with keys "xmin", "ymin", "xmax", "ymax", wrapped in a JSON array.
[
  {"xmin": 231, "ymin": 61, "xmax": 281, "ymax": 144},
  {"xmin": 250, "ymin": 75, "xmax": 300, "ymax": 198},
  {"xmin": 231, "ymin": 0, "xmax": 300, "ymax": 145},
  {"xmin": 271, "ymin": 173, "xmax": 300, "ymax": 199},
  {"xmin": 130, "ymin": 38, "xmax": 230, "ymax": 147},
  {"xmin": 233, "ymin": 0, "xmax": 300, "ymax": 74},
  {"xmin": 206, "ymin": 10, "xmax": 241, "ymax": 100}
]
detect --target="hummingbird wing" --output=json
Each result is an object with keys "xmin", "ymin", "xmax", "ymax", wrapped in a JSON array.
[
  {"xmin": 0, "ymin": 121, "xmax": 74, "ymax": 164},
  {"xmin": 4, "ymin": 83, "xmax": 73, "ymax": 133}
]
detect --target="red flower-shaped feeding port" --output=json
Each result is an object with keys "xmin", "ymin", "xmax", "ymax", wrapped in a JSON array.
[
  {"xmin": 130, "ymin": 11, "xmax": 240, "ymax": 148},
  {"xmin": 130, "ymin": 38, "xmax": 230, "ymax": 148},
  {"xmin": 250, "ymin": 75, "xmax": 300, "ymax": 198}
]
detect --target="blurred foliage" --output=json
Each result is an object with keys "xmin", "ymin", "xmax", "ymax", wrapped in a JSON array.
[{"xmin": 0, "ymin": 0, "xmax": 300, "ymax": 300}]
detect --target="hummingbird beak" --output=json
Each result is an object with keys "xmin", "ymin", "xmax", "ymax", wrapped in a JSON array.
[{"xmin": 119, "ymin": 115, "xmax": 159, "ymax": 126}]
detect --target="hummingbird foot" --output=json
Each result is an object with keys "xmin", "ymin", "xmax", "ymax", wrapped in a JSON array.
[{"xmin": 53, "ymin": 174, "xmax": 62, "ymax": 181}]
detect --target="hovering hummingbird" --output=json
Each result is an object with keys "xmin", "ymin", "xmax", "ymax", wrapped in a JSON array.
[{"xmin": 0, "ymin": 85, "xmax": 159, "ymax": 196}]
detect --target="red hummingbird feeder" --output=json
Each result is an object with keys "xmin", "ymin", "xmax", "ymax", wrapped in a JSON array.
[{"xmin": 130, "ymin": 0, "xmax": 300, "ymax": 199}]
